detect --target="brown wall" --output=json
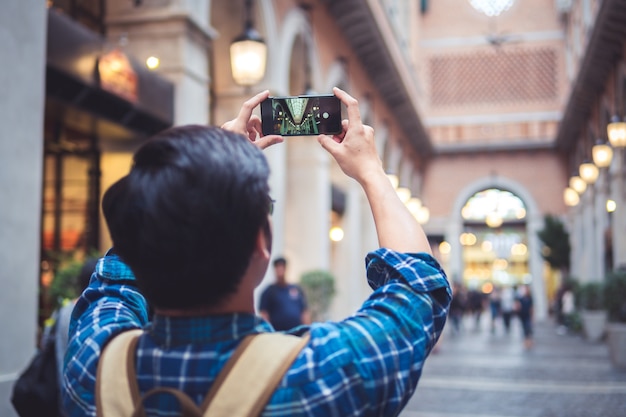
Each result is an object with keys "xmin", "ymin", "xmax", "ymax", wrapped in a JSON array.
[{"xmin": 423, "ymin": 149, "xmax": 568, "ymax": 220}]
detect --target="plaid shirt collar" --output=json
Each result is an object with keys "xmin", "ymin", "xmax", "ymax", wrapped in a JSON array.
[{"xmin": 149, "ymin": 313, "xmax": 274, "ymax": 348}]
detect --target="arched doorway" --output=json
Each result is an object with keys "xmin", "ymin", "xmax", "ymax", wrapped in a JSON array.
[
  {"xmin": 445, "ymin": 177, "xmax": 548, "ymax": 320},
  {"xmin": 459, "ymin": 188, "xmax": 529, "ymax": 292}
]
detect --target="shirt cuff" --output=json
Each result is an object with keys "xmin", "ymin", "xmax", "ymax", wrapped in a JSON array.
[{"xmin": 365, "ymin": 248, "xmax": 448, "ymax": 292}]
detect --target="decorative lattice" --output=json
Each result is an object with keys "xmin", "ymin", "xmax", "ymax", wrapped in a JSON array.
[{"xmin": 429, "ymin": 47, "xmax": 558, "ymax": 107}]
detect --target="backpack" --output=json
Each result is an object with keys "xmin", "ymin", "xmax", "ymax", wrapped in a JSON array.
[
  {"xmin": 11, "ymin": 319, "xmax": 62, "ymax": 417},
  {"xmin": 96, "ymin": 330, "xmax": 310, "ymax": 417}
]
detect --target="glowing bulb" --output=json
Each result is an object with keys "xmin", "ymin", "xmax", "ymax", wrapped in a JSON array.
[
  {"xmin": 329, "ymin": 226, "xmax": 344, "ymax": 242},
  {"xmin": 146, "ymin": 56, "xmax": 160, "ymax": 70},
  {"xmin": 607, "ymin": 199, "xmax": 617, "ymax": 212}
]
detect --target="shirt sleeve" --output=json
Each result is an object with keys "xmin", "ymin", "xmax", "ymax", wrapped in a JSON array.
[
  {"xmin": 284, "ymin": 248, "xmax": 451, "ymax": 416},
  {"xmin": 62, "ymin": 250, "xmax": 149, "ymax": 417}
]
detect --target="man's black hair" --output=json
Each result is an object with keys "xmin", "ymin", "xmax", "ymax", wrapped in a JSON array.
[
  {"xmin": 102, "ymin": 125, "xmax": 271, "ymax": 310},
  {"xmin": 273, "ymin": 256, "xmax": 287, "ymax": 267}
]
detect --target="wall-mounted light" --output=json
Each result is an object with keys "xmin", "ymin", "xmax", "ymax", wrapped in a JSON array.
[
  {"xmin": 406, "ymin": 198, "xmax": 422, "ymax": 216},
  {"xmin": 329, "ymin": 226, "xmax": 344, "ymax": 242},
  {"xmin": 569, "ymin": 175, "xmax": 587, "ymax": 194},
  {"xmin": 146, "ymin": 56, "xmax": 160, "ymax": 70},
  {"xmin": 607, "ymin": 199, "xmax": 617, "ymax": 213},
  {"xmin": 564, "ymin": 187, "xmax": 580, "ymax": 207},
  {"xmin": 439, "ymin": 241, "xmax": 451, "ymax": 255},
  {"xmin": 396, "ymin": 187, "xmax": 411, "ymax": 203},
  {"xmin": 607, "ymin": 115, "xmax": 626, "ymax": 148},
  {"xmin": 230, "ymin": 0, "xmax": 267, "ymax": 86},
  {"xmin": 579, "ymin": 161, "xmax": 599, "ymax": 184},
  {"xmin": 416, "ymin": 206, "xmax": 430, "ymax": 224},
  {"xmin": 592, "ymin": 139, "xmax": 613, "ymax": 168}
]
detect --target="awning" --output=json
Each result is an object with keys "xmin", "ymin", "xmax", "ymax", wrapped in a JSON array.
[{"xmin": 46, "ymin": 8, "xmax": 174, "ymax": 138}]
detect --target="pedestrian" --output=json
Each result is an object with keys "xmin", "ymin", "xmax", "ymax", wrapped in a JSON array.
[
  {"xmin": 500, "ymin": 285, "xmax": 516, "ymax": 334},
  {"xmin": 259, "ymin": 256, "xmax": 311, "ymax": 330},
  {"xmin": 557, "ymin": 282, "xmax": 575, "ymax": 335},
  {"xmin": 467, "ymin": 288, "xmax": 485, "ymax": 331},
  {"xmin": 62, "ymin": 87, "xmax": 451, "ymax": 417},
  {"xmin": 489, "ymin": 286, "xmax": 502, "ymax": 333},
  {"xmin": 515, "ymin": 284, "xmax": 534, "ymax": 349},
  {"xmin": 449, "ymin": 281, "xmax": 466, "ymax": 335}
]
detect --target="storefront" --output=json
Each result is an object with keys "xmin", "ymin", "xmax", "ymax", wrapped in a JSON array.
[{"xmin": 40, "ymin": 8, "xmax": 174, "ymax": 321}]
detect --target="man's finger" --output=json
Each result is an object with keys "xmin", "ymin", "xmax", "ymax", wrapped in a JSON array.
[
  {"xmin": 236, "ymin": 90, "xmax": 270, "ymax": 124},
  {"xmin": 333, "ymin": 87, "xmax": 361, "ymax": 126},
  {"xmin": 318, "ymin": 134, "xmax": 340, "ymax": 154},
  {"xmin": 255, "ymin": 135, "xmax": 284, "ymax": 150}
]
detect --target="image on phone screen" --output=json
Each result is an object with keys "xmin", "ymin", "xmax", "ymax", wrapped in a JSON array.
[{"xmin": 261, "ymin": 95, "xmax": 342, "ymax": 136}]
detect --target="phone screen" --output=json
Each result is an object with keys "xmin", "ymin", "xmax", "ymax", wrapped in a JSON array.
[{"xmin": 261, "ymin": 94, "xmax": 342, "ymax": 136}]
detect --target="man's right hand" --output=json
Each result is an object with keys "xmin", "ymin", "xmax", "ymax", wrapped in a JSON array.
[
  {"xmin": 318, "ymin": 87, "xmax": 432, "ymax": 255},
  {"xmin": 317, "ymin": 87, "xmax": 383, "ymax": 185}
]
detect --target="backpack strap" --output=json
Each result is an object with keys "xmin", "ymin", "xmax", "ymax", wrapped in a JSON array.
[
  {"xmin": 200, "ymin": 332, "xmax": 310, "ymax": 417},
  {"xmin": 96, "ymin": 330, "xmax": 309, "ymax": 417},
  {"xmin": 96, "ymin": 329, "xmax": 144, "ymax": 417}
]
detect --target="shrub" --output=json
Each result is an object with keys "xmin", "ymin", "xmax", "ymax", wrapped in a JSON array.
[
  {"xmin": 300, "ymin": 270, "xmax": 336, "ymax": 322},
  {"xmin": 605, "ymin": 271, "xmax": 626, "ymax": 323},
  {"xmin": 576, "ymin": 282, "xmax": 605, "ymax": 311}
]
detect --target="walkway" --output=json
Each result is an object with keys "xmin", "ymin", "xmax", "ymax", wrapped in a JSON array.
[{"xmin": 401, "ymin": 313, "xmax": 626, "ymax": 417}]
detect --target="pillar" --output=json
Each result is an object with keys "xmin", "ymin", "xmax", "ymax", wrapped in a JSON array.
[
  {"xmin": 611, "ymin": 150, "xmax": 626, "ymax": 269},
  {"xmin": 0, "ymin": 1, "xmax": 47, "ymax": 415},
  {"xmin": 106, "ymin": 0, "xmax": 214, "ymax": 125},
  {"xmin": 285, "ymin": 140, "xmax": 331, "ymax": 285}
]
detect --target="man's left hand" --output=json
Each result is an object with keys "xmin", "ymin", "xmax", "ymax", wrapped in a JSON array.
[{"xmin": 221, "ymin": 90, "xmax": 284, "ymax": 150}]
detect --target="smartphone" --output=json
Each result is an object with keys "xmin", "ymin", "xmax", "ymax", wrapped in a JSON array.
[{"xmin": 261, "ymin": 94, "xmax": 342, "ymax": 136}]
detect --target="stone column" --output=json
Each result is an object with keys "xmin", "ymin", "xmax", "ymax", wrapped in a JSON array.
[
  {"xmin": 593, "ymin": 172, "xmax": 609, "ymax": 280},
  {"xmin": 447, "ymin": 221, "xmax": 464, "ymax": 283},
  {"xmin": 285, "ymin": 140, "xmax": 331, "ymax": 286},
  {"xmin": 106, "ymin": 0, "xmax": 214, "ymax": 125},
  {"xmin": 330, "ymin": 182, "xmax": 366, "ymax": 320},
  {"xmin": 580, "ymin": 189, "xmax": 595, "ymax": 282},
  {"xmin": 611, "ymin": 150, "xmax": 626, "ymax": 269},
  {"xmin": 528, "ymin": 214, "xmax": 548, "ymax": 321},
  {"xmin": 0, "ymin": 1, "xmax": 47, "ymax": 416}
]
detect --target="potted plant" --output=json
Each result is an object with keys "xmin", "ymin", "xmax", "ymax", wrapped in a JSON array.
[
  {"xmin": 604, "ymin": 270, "xmax": 626, "ymax": 369},
  {"xmin": 576, "ymin": 281, "xmax": 608, "ymax": 342},
  {"xmin": 300, "ymin": 270, "xmax": 336, "ymax": 322}
]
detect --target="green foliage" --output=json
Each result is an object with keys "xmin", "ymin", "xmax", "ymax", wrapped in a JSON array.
[
  {"xmin": 576, "ymin": 282, "xmax": 606, "ymax": 311},
  {"xmin": 537, "ymin": 215, "xmax": 571, "ymax": 270},
  {"xmin": 300, "ymin": 270, "xmax": 336, "ymax": 322},
  {"xmin": 605, "ymin": 271, "xmax": 626, "ymax": 323},
  {"xmin": 49, "ymin": 259, "xmax": 84, "ymax": 307},
  {"xmin": 47, "ymin": 249, "xmax": 100, "ymax": 309}
]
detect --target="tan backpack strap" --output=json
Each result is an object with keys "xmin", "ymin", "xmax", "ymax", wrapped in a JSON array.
[
  {"xmin": 131, "ymin": 387, "xmax": 203, "ymax": 417},
  {"xmin": 201, "ymin": 332, "xmax": 310, "ymax": 417},
  {"xmin": 96, "ymin": 329, "xmax": 144, "ymax": 417}
]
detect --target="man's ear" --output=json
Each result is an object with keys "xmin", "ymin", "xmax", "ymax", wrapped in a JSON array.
[{"xmin": 254, "ymin": 221, "xmax": 272, "ymax": 263}]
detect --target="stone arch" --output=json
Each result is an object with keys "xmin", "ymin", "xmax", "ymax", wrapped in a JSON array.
[
  {"xmin": 258, "ymin": 0, "xmax": 279, "ymax": 79},
  {"xmin": 447, "ymin": 176, "xmax": 548, "ymax": 320},
  {"xmin": 270, "ymin": 7, "xmax": 320, "ymax": 94}
]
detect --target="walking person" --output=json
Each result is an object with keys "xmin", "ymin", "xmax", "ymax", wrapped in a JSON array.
[
  {"xmin": 489, "ymin": 286, "xmax": 502, "ymax": 334},
  {"xmin": 259, "ymin": 256, "xmax": 311, "ymax": 330},
  {"xmin": 449, "ymin": 281, "xmax": 466, "ymax": 335},
  {"xmin": 62, "ymin": 88, "xmax": 451, "ymax": 417},
  {"xmin": 500, "ymin": 285, "xmax": 516, "ymax": 334},
  {"xmin": 515, "ymin": 284, "xmax": 534, "ymax": 349}
]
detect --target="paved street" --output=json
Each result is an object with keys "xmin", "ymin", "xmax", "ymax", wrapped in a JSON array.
[{"xmin": 401, "ymin": 314, "xmax": 626, "ymax": 417}]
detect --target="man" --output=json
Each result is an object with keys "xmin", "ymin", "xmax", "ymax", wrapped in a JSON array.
[
  {"xmin": 259, "ymin": 256, "xmax": 310, "ymax": 330},
  {"xmin": 63, "ymin": 87, "xmax": 451, "ymax": 416}
]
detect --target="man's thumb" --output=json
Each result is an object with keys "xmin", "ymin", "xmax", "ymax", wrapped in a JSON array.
[{"xmin": 317, "ymin": 134, "xmax": 339, "ymax": 154}]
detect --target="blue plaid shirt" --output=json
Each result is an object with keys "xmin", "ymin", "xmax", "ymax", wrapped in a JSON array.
[{"xmin": 63, "ymin": 248, "xmax": 450, "ymax": 417}]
